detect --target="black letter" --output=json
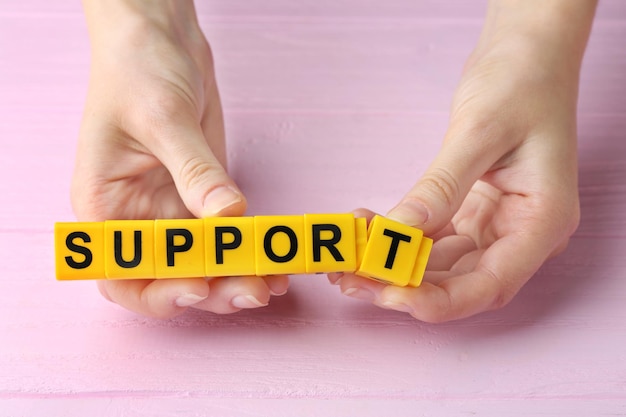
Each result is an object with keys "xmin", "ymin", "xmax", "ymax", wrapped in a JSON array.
[
  {"xmin": 382, "ymin": 229, "xmax": 412, "ymax": 269},
  {"xmin": 114, "ymin": 230, "xmax": 142, "ymax": 268},
  {"xmin": 215, "ymin": 226, "xmax": 242, "ymax": 264},
  {"xmin": 65, "ymin": 231, "xmax": 93, "ymax": 269},
  {"xmin": 312, "ymin": 224, "xmax": 344, "ymax": 262},
  {"xmin": 166, "ymin": 229, "xmax": 193, "ymax": 267},
  {"xmin": 264, "ymin": 226, "xmax": 298, "ymax": 263}
]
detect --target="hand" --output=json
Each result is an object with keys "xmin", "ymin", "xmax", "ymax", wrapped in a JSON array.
[
  {"xmin": 332, "ymin": 1, "xmax": 596, "ymax": 322},
  {"xmin": 72, "ymin": 0, "xmax": 288, "ymax": 318}
]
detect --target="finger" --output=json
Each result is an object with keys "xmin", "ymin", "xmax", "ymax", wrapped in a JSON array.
[
  {"xmin": 430, "ymin": 222, "xmax": 457, "ymax": 241},
  {"xmin": 422, "ymin": 247, "xmax": 484, "ymax": 285},
  {"xmin": 387, "ymin": 121, "xmax": 514, "ymax": 235},
  {"xmin": 98, "ymin": 278, "xmax": 209, "ymax": 319},
  {"xmin": 327, "ymin": 272, "xmax": 343, "ymax": 285},
  {"xmin": 337, "ymin": 273, "xmax": 387, "ymax": 303},
  {"xmin": 192, "ymin": 276, "xmax": 273, "ymax": 314},
  {"xmin": 428, "ymin": 234, "xmax": 477, "ymax": 271},
  {"xmin": 421, "ymin": 270, "xmax": 456, "ymax": 286},
  {"xmin": 264, "ymin": 274, "xmax": 290, "ymax": 296},
  {"xmin": 351, "ymin": 208, "xmax": 377, "ymax": 222},
  {"xmin": 147, "ymin": 113, "xmax": 246, "ymax": 219},
  {"xmin": 450, "ymin": 248, "xmax": 484, "ymax": 274}
]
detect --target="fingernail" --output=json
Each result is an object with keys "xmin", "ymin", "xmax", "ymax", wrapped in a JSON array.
[
  {"xmin": 269, "ymin": 289, "xmax": 287, "ymax": 296},
  {"xmin": 388, "ymin": 198, "xmax": 429, "ymax": 227},
  {"xmin": 231, "ymin": 295, "xmax": 268, "ymax": 309},
  {"xmin": 175, "ymin": 293, "xmax": 208, "ymax": 307},
  {"xmin": 382, "ymin": 301, "xmax": 414, "ymax": 314},
  {"xmin": 343, "ymin": 287, "xmax": 375, "ymax": 302},
  {"xmin": 202, "ymin": 186, "xmax": 242, "ymax": 216}
]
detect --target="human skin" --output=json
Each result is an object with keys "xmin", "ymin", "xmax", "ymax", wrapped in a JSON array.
[
  {"xmin": 73, "ymin": 0, "xmax": 597, "ymax": 321},
  {"xmin": 330, "ymin": 0, "xmax": 598, "ymax": 322},
  {"xmin": 74, "ymin": 0, "xmax": 288, "ymax": 318}
]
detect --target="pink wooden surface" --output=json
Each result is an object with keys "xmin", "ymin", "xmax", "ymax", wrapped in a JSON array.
[{"xmin": 1, "ymin": 1, "xmax": 626, "ymax": 415}]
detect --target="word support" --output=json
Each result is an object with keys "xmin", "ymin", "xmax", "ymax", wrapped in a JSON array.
[{"xmin": 54, "ymin": 214, "xmax": 432, "ymax": 287}]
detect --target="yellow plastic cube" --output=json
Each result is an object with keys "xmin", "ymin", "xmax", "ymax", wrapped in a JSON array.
[
  {"xmin": 104, "ymin": 220, "xmax": 155, "ymax": 279},
  {"xmin": 407, "ymin": 236, "xmax": 433, "ymax": 287},
  {"xmin": 55, "ymin": 222, "xmax": 105, "ymax": 280},
  {"xmin": 356, "ymin": 215, "xmax": 423, "ymax": 286},
  {"xmin": 205, "ymin": 216, "xmax": 256, "ymax": 277},
  {"xmin": 254, "ymin": 215, "xmax": 306, "ymax": 276},
  {"xmin": 354, "ymin": 217, "xmax": 368, "ymax": 271},
  {"xmin": 154, "ymin": 219, "xmax": 205, "ymax": 278},
  {"xmin": 304, "ymin": 213, "xmax": 356, "ymax": 273}
]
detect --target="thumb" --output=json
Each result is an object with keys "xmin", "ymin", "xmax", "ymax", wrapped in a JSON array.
[
  {"xmin": 151, "ymin": 120, "xmax": 246, "ymax": 219},
  {"xmin": 387, "ymin": 126, "xmax": 507, "ymax": 235}
]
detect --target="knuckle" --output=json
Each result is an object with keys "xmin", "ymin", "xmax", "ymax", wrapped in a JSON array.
[
  {"xmin": 141, "ymin": 94, "xmax": 188, "ymax": 137},
  {"xmin": 419, "ymin": 167, "xmax": 461, "ymax": 210},
  {"xmin": 551, "ymin": 237, "xmax": 571, "ymax": 258},
  {"xmin": 449, "ymin": 113, "xmax": 511, "ymax": 151},
  {"xmin": 491, "ymin": 288, "xmax": 515, "ymax": 311},
  {"xmin": 414, "ymin": 284, "xmax": 456, "ymax": 324},
  {"xmin": 542, "ymin": 194, "xmax": 581, "ymax": 238},
  {"xmin": 481, "ymin": 266, "xmax": 516, "ymax": 311},
  {"xmin": 139, "ymin": 288, "xmax": 177, "ymax": 320},
  {"xmin": 70, "ymin": 178, "xmax": 111, "ymax": 221},
  {"xmin": 128, "ymin": 83, "xmax": 198, "ymax": 143},
  {"xmin": 178, "ymin": 155, "xmax": 220, "ymax": 191}
]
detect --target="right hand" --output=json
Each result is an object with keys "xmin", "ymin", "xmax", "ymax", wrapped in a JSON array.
[
  {"xmin": 331, "ymin": 0, "xmax": 595, "ymax": 322},
  {"xmin": 72, "ymin": 0, "xmax": 288, "ymax": 318}
]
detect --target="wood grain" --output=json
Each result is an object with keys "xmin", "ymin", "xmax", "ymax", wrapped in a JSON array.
[{"xmin": 1, "ymin": 0, "xmax": 625, "ymax": 415}]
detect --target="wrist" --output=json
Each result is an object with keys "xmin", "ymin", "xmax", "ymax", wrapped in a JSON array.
[
  {"xmin": 464, "ymin": 0, "xmax": 597, "ymax": 93},
  {"xmin": 479, "ymin": 0, "xmax": 597, "ymax": 63},
  {"xmin": 82, "ymin": 0, "xmax": 202, "ymax": 51}
]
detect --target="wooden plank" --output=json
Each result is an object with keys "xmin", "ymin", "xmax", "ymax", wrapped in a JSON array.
[{"xmin": 1, "ymin": 399, "xmax": 625, "ymax": 417}]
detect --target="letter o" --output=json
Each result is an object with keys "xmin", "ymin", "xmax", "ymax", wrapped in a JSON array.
[{"xmin": 263, "ymin": 226, "xmax": 298, "ymax": 263}]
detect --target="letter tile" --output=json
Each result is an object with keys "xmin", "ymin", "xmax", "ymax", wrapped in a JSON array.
[
  {"xmin": 205, "ymin": 216, "xmax": 256, "ymax": 277},
  {"xmin": 55, "ymin": 222, "xmax": 105, "ymax": 280},
  {"xmin": 254, "ymin": 215, "xmax": 306, "ymax": 276},
  {"xmin": 356, "ymin": 215, "xmax": 423, "ymax": 286},
  {"xmin": 304, "ymin": 213, "xmax": 356, "ymax": 273},
  {"xmin": 104, "ymin": 220, "xmax": 155, "ymax": 279},
  {"xmin": 155, "ymin": 219, "xmax": 205, "ymax": 278}
]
